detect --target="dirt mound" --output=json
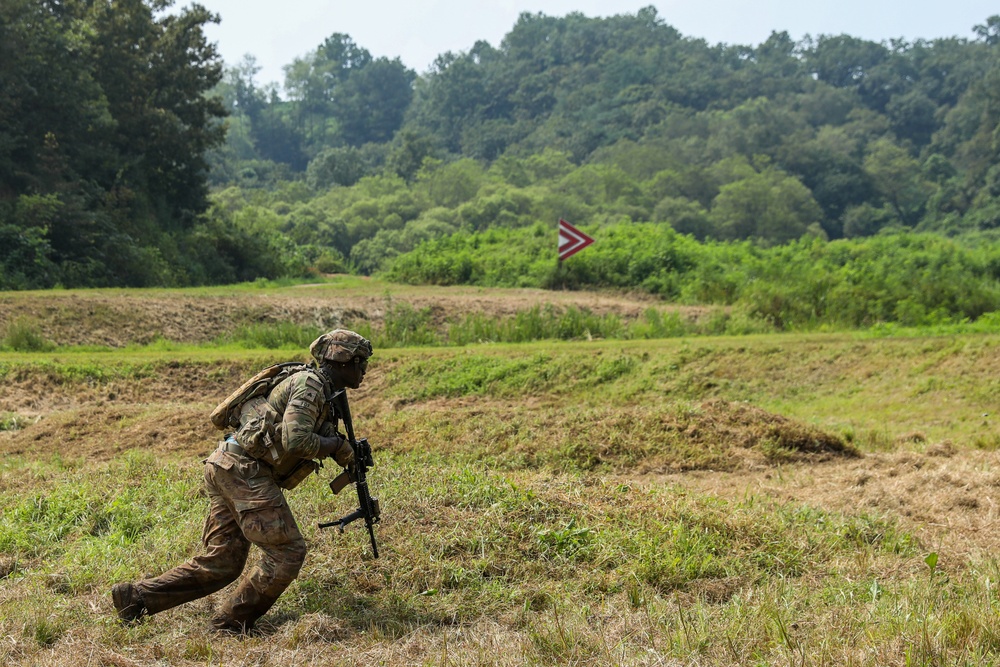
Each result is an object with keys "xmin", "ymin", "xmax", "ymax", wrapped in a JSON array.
[
  {"xmin": 3, "ymin": 404, "xmax": 218, "ymax": 462},
  {"xmin": 692, "ymin": 397, "xmax": 856, "ymax": 462},
  {"xmin": 0, "ymin": 357, "xmax": 385, "ymax": 462},
  {"xmin": 0, "ymin": 293, "xmax": 369, "ymax": 347},
  {"xmin": 0, "ymin": 286, "xmax": 674, "ymax": 348},
  {"xmin": 627, "ymin": 398, "xmax": 856, "ymax": 472},
  {"xmin": 0, "ymin": 359, "xmax": 252, "ymax": 417},
  {"xmin": 373, "ymin": 396, "xmax": 855, "ymax": 474}
]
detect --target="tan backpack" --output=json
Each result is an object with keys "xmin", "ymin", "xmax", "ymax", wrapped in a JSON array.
[{"xmin": 210, "ymin": 362, "xmax": 310, "ymax": 430}]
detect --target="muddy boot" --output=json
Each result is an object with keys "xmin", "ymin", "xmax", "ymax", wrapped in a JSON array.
[{"xmin": 111, "ymin": 583, "xmax": 148, "ymax": 624}]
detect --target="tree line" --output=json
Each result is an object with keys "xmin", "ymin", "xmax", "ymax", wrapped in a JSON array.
[
  {"xmin": 3, "ymin": 2, "xmax": 1000, "ymax": 305},
  {"xmin": 0, "ymin": 0, "xmax": 234, "ymax": 288}
]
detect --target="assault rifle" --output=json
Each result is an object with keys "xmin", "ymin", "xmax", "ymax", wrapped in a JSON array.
[{"xmin": 318, "ymin": 389, "xmax": 381, "ymax": 558}]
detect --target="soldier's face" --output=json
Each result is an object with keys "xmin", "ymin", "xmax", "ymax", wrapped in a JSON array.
[
  {"xmin": 350, "ymin": 357, "xmax": 368, "ymax": 388},
  {"xmin": 330, "ymin": 358, "xmax": 367, "ymax": 389}
]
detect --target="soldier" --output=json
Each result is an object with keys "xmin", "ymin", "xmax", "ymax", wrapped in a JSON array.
[{"xmin": 111, "ymin": 329, "xmax": 373, "ymax": 634}]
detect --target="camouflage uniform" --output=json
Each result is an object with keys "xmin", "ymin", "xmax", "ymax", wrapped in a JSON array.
[{"xmin": 114, "ymin": 330, "xmax": 372, "ymax": 633}]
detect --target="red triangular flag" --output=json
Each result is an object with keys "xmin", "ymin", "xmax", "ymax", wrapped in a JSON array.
[{"xmin": 558, "ymin": 218, "xmax": 594, "ymax": 261}]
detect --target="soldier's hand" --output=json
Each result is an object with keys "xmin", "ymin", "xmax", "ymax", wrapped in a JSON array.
[
  {"xmin": 318, "ymin": 435, "xmax": 355, "ymax": 467},
  {"xmin": 334, "ymin": 442, "xmax": 355, "ymax": 467}
]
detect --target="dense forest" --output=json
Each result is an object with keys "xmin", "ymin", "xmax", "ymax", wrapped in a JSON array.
[
  {"xmin": 0, "ymin": 0, "xmax": 227, "ymax": 287},
  {"xmin": 3, "ymin": 1, "xmax": 1000, "ymax": 328}
]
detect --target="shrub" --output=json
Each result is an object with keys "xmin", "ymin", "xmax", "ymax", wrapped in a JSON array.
[{"xmin": 2, "ymin": 317, "xmax": 54, "ymax": 352}]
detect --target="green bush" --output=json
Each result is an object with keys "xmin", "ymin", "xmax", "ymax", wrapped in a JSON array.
[
  {"xmin": 2, "ymin": 317, "xmax": 54, "ymax": 352},
  {"xmin": 387, "ymin": 227, "xmax": 1000, "ymax": 331}
]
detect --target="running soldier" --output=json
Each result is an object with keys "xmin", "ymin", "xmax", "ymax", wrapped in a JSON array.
[{"xmin": 111, "ymin": 329, "xmax": 372, "ymax": 633}]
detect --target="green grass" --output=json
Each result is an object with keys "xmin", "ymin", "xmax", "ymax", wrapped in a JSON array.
[
  {"xmin": 2, "ymin": 331, "xmax": 998, "ymax": 447},
  {"xmin": 0, "ymin": 412, "xmax": 27, "ymax": 431},
  {"xmin": 215, "ymin": 322, "xmax": 325, "ymax": 349},
  {"xmin": 369, "ymin": 334, "xmax": 1000, "ymax": 450},
  {"xmin": 0, "ymin": 317, "xmax": 54, "ymax": 352},
  {"xmin": 2, "ymin": 330, "xmax": 1000, "ymax": 665},
  {"xmin": 0, "ymin": 448, "xmax": 996, "ymax": 666}
]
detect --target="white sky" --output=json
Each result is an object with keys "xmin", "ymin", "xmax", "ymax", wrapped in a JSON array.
[{"xmin": 184, "ymin": 0, "xmax": 999, "ymax": 88}]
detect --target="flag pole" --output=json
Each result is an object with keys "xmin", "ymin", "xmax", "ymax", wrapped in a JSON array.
[{"xmin": 556, "ymin": 221, "xmax": 564, "ymax": 289}]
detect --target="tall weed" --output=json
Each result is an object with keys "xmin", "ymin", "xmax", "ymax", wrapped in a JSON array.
[
  {"xmin": 2, "ymin": 317, "xmax": 54, "ymax": 352},
  {"xmin": 221, "ymin": 322, "xmax": 323, "ymax": 349}
]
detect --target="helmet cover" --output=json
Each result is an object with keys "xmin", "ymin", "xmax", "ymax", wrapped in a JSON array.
[{"xmin": 310, "ymin": 329, "xmax": 373, "ymax": 364}]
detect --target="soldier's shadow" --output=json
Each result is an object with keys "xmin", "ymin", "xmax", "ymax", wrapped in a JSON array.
[{"xmin": 254, "ymin": 593, "xmax": 459, "ymax": 641}]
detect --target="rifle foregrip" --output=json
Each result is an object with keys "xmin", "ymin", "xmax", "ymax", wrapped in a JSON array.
[{"xmin": 318, "ymin": 506, "xmax": 366, "ymax": 532}]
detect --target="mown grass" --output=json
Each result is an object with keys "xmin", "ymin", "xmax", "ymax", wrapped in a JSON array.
[
  {"xmin": 2, "ymin": 330, "xmax": 1000, "ymax": 665},
  {"xmin": 2, "ymin": 331, "xmax": 998, "ymax": 448},
  {"xmin": 371, "ymin": 334, "xmax": 1000, "ymax": 450},
  {"xmin": 2, "ymin": 446, "xmax": 999, "ymax": 665},
  {"xmin": 3, "ymin": 299, "xmax": 746, "ymax": 353}
]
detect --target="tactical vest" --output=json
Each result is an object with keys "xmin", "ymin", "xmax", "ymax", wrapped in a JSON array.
[{"xmin": 210, "ymin": 362, "xmax": 328, "ymax": 489}]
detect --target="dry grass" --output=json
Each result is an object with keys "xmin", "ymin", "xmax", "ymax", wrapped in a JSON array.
[
  {"xmin": 2, "ymin": 286, "xmax": 1000, "ymax": 666},
  {"xmin": 668, "ymin": 446, "xmax": 1000, "ymax": 561},
  {"xmin": 0, "ymin": 279, "xmax": 668, "ymax": 348}
]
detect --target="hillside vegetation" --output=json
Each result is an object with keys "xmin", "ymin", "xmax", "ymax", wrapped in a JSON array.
[{"xmin": 4, "ymin": 2, "xmax": 1000, "ymax": 313}]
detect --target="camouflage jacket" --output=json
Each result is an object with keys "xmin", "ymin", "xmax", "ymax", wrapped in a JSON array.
[{"xmin": 266, "ymin": 368, "xmax": 338, "ymax": 460}]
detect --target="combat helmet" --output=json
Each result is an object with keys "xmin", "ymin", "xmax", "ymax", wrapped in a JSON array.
[{"xmin": 310, "ymin": 329, "xmax": 373, "ymax": 364}]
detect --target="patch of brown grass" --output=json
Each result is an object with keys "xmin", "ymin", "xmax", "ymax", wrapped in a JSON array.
[
  {"xmin": 0, "ymin": 284, "xmax": 670, "ymax": 348},
  {"xmin": 2, "ymin": 405, "xmax": 217, "ymax": 462},
  {"xmin": 658, "ymin": 445, "xmax": 1000, "ymax": 559}
]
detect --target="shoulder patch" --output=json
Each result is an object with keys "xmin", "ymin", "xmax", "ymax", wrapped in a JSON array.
[
  {"xmin": 286, "ymin": 370, "xmax": 325, "ymax": 406},
  {"xmin": 302, "ymin": 371, "xmax": 325, "ymax": 393}
]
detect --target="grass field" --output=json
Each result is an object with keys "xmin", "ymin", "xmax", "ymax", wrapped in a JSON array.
[{"xmin": 1, "ymin": 284, "xmax": 1000, "ymax": 666}]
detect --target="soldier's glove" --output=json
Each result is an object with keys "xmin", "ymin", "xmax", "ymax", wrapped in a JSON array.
[{"xmin": 317, "ymin": 435, "xmax": 355, "ymax": 467}]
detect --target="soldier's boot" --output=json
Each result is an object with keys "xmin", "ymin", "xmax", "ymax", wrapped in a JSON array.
[
  {"xmin": 210, "ymin": 585, "xmax": 280, "ymax": 635},
  {"xmin": 211, "ymin": 550, "xmax": 304, "ymax": 634},
  {"xmin": 111, "ymin": 582, "xmax": 148, "ymax": 624},
  {"xmin": 208, "ymin": 614, "xmax": 252, "ymax": 636}
]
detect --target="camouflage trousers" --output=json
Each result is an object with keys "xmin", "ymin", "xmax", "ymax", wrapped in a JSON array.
[{"xmin": 134, "ymin": 444, "xmax": 307, "ymax": 632}]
